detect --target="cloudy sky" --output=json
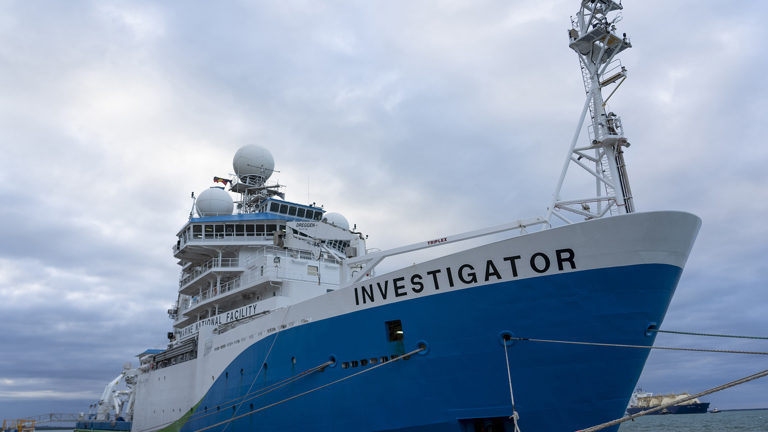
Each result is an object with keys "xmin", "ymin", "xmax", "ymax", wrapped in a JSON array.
[{"xmin": 1, "ymin": 0, "xmax": 767, "ymax": 421}]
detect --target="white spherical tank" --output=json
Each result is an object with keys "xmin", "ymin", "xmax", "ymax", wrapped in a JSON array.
[
  {"xmin": 233, "ymin": 144, "xmax": 275, "ymax": 184},
  {"xmin": 321, "ymin": 212, "xmax": 349, "ymax": 230},
  {"xmin": 196, "ymin": 187, "xmax": 234, "ymax": 217}
]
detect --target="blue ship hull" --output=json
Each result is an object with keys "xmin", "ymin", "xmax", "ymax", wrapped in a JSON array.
[{"xmin": 175, "ymin": 262, "xmax": 681, "ymax": 432}]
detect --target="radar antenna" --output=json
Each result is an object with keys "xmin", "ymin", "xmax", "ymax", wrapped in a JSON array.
[{"xmin": 547, "ymin": 0, "xmax": 633, "ymax": 225}]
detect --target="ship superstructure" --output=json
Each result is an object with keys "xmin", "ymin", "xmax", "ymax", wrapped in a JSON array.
[{"xmin": 77, "ymin": 2, "xmax": 703, "ymax": 432}]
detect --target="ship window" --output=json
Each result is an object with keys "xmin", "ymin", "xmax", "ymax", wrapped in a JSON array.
[
  {"xmin": 236, "ymin": 225, "xmax": 245, "ymax": 236},
  {"xmin": 342, "ymin": 362, "xmax": 349, "ymax": 369},
  {"xmin": 351, "ymin": 361, "xmax": 358, "ymax": 368},
  {"xmin": 307, "ymin": 266, "xmax": 318, "ymax": 276},
  {"xmin": 386, "ymin": 320, "xmax": 404, "ymax": 342},
  {"xmin": 225, "ymin": 225, "xmax": 235, "ymax": 237},
  {"xmin": 369, "ymin": 358, "xmax": 378, "ymax": 365},
  {"xmin": 313, "ymin": 212, "xmax": 322, "ymax": 221},
  {"xmin": 270, "ymin": 202, "xmax": 279, "ymax": 212},
  {"xmin": 266, "ymin": 224, "xmax": 277, "ymax": 235},
  {"xmin": 279, "ymin": 204, "xmax": 288, "ymax": 214},
  {"xmin": 245, "ymin": 225, "xmax": 254, "ymax": 236},
  {"xmin": 214, "ymin": 225, "xmax": 224, "ymax": 238},
  {"xmin": 255, "ymin": 224, "xmax": 265, "ymax": 234},
  {"xmin": 288, "ymin": 206, "xmax": 297, "ymax": 216},
  {"xmin": 296, "ymin": 208, "xmax": 306, "ymax": 218},
  {"xmin": 360, "ymin": 359, "xmax": 368, "ymax": 366},
  {"xmin": 204, "ymin": 225, "xmax": 214, "ymax": 239}
]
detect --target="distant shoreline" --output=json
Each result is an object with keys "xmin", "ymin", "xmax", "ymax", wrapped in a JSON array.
[{"xmin": 718, "ymin": 408, "xmax": 768, "ymax": 412}]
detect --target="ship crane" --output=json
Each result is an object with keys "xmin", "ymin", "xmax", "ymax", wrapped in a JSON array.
[
  {"xmin": 94, "ymin": 364, "xmax": 138, "ymax": 422},
  {"xmin": 547, "ymin": 0, "xmax": 634, "ymax": 225}
]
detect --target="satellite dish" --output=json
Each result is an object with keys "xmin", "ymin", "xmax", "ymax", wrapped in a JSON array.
[
  {"xmin": 321, "ymin": 212, "xmax": 349, "ymax": 230},
  {"xmin": 233, "ymin": 144, "xmax": 275, "ymax": 185},
  {"xmin": 196, "ymin": 187, "xmax": 234, "ymax": 217}
]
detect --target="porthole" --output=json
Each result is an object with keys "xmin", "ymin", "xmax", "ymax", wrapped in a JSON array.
[
  {"xmin": 351, "ymin": 360, "xmax": 358, "ymax": 367},
  {"xmin": 370, "ymin": 358, "xmax": 378, "ymax": 365},
  {"xmin": 342, "ymin": 362, "xmax": 349, "ymax": 369},
  {"xmin": 360, "ymin": 359, "xmax": 368, "ymax": 366},
  {"xmin": 380, "ymin": 356, "xmax": 388, "ymax": 363},
  {"xmin": 390, "ymin": 355, "xmax": 399, "ymax": 360}
]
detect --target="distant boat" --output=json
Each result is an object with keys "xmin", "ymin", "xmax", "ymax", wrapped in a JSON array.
[
  {"xmin": 627, "ymin": 389, "xmax": 710, "ymax": 415},
  {"xmin": 711, "ymin": 408, "xmax": 722, "ymax": 413}
]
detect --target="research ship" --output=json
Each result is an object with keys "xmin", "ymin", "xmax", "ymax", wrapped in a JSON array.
[
  {"xmin": 77, "ymin": 2, "xmax": 702, "ymax": 432},
  {"xmin": 626, "ymin": 389, "xmax": 711, "ymax": 415}
]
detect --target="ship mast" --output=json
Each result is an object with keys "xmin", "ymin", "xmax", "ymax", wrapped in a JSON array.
[{"xmin": 546, "ymin": 0, "xmax": 633, "ymax": 225}]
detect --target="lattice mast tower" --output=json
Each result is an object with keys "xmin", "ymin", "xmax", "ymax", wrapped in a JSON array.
[{"xmin": 547, "ymin": 0, "xmax": 634, "ymax": 224}]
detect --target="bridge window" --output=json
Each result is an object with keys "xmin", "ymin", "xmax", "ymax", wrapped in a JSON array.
[
  {"xmin": 279, "ymin": 204, "xmax": 288, "ymax": 214},
  {"xmin": 288, "ymin": 206, "xmax": 297, "ymax": 216},
  {"xmin": 270, "ymin": 202, "xmax": 279, "ymax": 212},
  {"xmin": 214, "ymin": 225, "xmax": 224, "ymax": 238},
  {"xmin": 296, "ymin": 208, "xmax": 305, "ymax": 218},
  {"xmin": 245, "ymin": 225, "xmax": 254, "ymax": 236},
  {"xmin": 235, "ymin": 225, "xmax": 244, "ymax": 236},
  {"xmin": 193, "ymin": 225, "xmax": 202, "ymax": 239},
  {"xmin": 266, "ymin": 224, "xmax": 277, "ymax": 235},
  {"xmin": 225, "ymin": 225, "xmax": 235, "ymax": 237},
  {"xmin": 204, "ymin": 225, "xmax": 214, "ymax": 239},
  {"xmin": 256, "ymin": 224, "xmax": 265, "ymax": 235}
]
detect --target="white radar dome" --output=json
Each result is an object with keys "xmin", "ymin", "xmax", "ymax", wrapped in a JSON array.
[
  {"xmin": 196, "ymin": 187, "xmax": 234, "ymax": 217},
  {"xmin": 321, "ymin": 212, "xmax": 349, "ymax": 230},
  {"xmin": 233, "ymin": 144, "xmax": 275, "ymax": 184}
]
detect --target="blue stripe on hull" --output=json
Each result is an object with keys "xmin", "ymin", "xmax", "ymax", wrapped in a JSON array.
[{"xmin": 181, "ymin": 263, "xmax": 682, "ymax": 432}]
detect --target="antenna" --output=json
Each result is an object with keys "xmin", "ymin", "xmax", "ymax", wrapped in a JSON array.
[
  {"xmin": 189, "ymin": 192, "xmax": 197, "ymax": 220},
  {"xmin": 546, "ymin": 0, "xmax": 633, "ymax": 226}
]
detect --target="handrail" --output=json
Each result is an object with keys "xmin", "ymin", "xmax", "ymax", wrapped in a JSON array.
[
  {"xmin": 179, "ymin": 257, "xmax": 242, "ymax": 288},
  {"xmin": 179, "ymin": 258, "xmax": 340, "ymax": 313}
]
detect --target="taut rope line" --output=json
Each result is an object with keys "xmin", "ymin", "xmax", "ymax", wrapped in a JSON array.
[
  {"xmin": 511, "ymin": 337, "xmax": 768, "ymax": 355},
  {"xmin": 193, "ymin": 346, "xmax": 425, "ymax": 432},
  {"xmin": 577, "ymin": 368, "xmax": 768, "ymax": 432}
]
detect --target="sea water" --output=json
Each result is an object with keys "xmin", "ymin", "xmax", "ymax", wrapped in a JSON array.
[{"xmin": 617, "ymin": 409, "xmax": 768, "ymax": 431}]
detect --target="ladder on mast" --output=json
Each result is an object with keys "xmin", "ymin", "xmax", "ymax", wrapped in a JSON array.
[{"xmin": 546, "ymin": 0, "xmax": 634, "ymax": 225}]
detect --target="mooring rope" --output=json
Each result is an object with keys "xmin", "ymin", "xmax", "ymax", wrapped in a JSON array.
[
  {"xmin": 503, "ymin": 342, "xmax": 522, "ymax": 432},
  {"xmin": 577, "ymin": 368, "xmax": 768, "ymax": 432},
  {"xmin": 192, "ymin": 346, "xmax": 425, "ymax": 432},
  {"xmin": 510, "ymin": 337, "xmax": 768, "ymax": 355},
  {"xmin": 222, "ymin": 305, "xmax": 293, "ymax": 432},
  {"xmin": 647, "ymin": 329, "xmax": 768, "ymax": 340}
]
